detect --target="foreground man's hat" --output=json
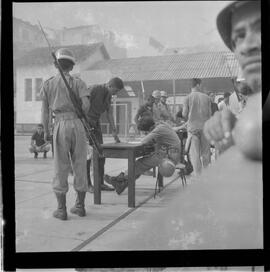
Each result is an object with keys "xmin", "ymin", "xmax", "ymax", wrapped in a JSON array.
[
  {"xmin": 55, "ymin": 48, "xmax": 76, "ymax": 64},
  {"xmin": 216, "ymin": 1, "xmax": 260, "ymax": 51}
]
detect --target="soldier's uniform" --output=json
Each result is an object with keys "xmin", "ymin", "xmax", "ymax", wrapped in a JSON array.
[{"xmin": 40, "ymin": 73, "xmax": 89, "ymax": 194}]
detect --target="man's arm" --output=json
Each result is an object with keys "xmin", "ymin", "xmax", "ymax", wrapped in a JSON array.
[
  {"xmin": 182, "ymin": 96, "xmax": 189, "ymax": 119},
  {"xmin": 41, "ymin": 99, "xmax": 50, "ymax": 140},
  {"xmin": 141, "ymin": 128, "xmax": 158, "ymax": 145},
  {"xmin": 77, "ymin": 79, "xmax": 90, "ymax": 115},
  {"xmin": 81, "ymin": 96, "xmax": 90, "ymax": 115},
  {"xmin": 106, "ymin": 105, "xmax": 120, "ymax": 142},
  {"xmin": 134, "ymin": 106, "xmax": 143, "ymax": 124},
  {"xmin": 30, "ymin": 136, "xmax": 36, "ymax": 148},
  {"xmin": 40, "ymin": 83, "xmax": 50, "ymax": 141}
]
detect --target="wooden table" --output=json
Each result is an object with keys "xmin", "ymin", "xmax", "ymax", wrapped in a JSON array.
[{"xmin": 93, "ymin": 142, "xmax": 154, "ymax": 208}]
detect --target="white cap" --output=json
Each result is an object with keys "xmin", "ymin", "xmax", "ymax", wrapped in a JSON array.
[
  {"xmin": 160, "ymin": 91, "xmax": 168, "ymax": 97},
  {"xmin": 152, "ymin": 90, "xmax": 161, "ymax": 98}
]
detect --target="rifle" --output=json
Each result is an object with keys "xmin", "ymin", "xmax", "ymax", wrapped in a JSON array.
[{"xmin": 38, "ymin": 21, "xmax": 103, "ymax": 157}]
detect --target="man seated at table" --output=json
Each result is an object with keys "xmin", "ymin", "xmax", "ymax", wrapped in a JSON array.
[
  {"xmin": 29, "ymin": 123, "xmax": 50, "ymax": 159},
  {"xmin": 104, "ymin": 117, "xmax": 181, "ymax": 195}
]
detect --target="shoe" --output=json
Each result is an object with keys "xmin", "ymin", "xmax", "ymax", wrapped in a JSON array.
[
  {"xmin": 101, "ymin": 183, "xmax": 115, "ymax": 191},
  {"xmin": 70, "ymin": 191, "xmax": 86, "ymax": 217},
  {"xmin": 105, "ymin": 174, "xmax": 128, "ymax": 195},
  {"xmin": 87, "ymin": 185, "xmax": 94, "ymax": 194},
  {"xmin": 34, "ymin": 152, "xmax": 38, "ymax": 159},
  {"xmin": 104, "ymin": 175, "xmax": 116, "ymax": 186},
  {"xmin": 43, "ymin": 152, "xmax": 47, "ymax": 159},
  {"xmin": 53, "ymin": 193, "xmax": 68, "ymax": 220},
  {"xmin": 114, "ymin": 180, "xmax": 128, "ymax": 195},
  {"xmin": 104, "ymin": 173, "xmax": 125, "ymax": 186}
]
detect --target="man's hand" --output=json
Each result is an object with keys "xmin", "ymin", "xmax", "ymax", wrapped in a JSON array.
[
  {"xmin": 203, "ymin": 108, "xmax": 237, "ymax": 146},
  {"xmin": 112, "ymin": 130, "xmax": 120, "ymax": 143}
]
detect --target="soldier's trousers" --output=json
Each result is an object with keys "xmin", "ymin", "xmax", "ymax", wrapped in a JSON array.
[
  {"xmin": 122, "ymin": 151, "xmax": 165, "ymax": 180},
  {"xmin": 52, "ymin": 116, "xmax": 88, "ymax": 194}
]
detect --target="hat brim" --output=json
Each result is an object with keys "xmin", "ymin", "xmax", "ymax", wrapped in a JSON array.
[{"xmin": 216, "ymin": 1, "xmax": 259, "ymax": 51}]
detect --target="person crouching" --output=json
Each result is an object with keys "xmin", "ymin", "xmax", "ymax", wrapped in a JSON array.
[{"xmin": 29, "ymin": 123, "xmax": 50, "ymax": 159}]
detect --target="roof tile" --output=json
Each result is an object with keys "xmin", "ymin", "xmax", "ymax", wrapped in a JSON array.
[{"xmin": 88, "ymin": 51, "xmax": 240, "ymax": 80}]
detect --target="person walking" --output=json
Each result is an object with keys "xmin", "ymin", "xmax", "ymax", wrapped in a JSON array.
[
  {"xmin": 86, "ymin": 77, "xmax": 125, "ymax": 192},
  {"xmin": 40, "ymin": 48, "xmax": 90, "ymax": 220},
  {"xmin": 183, "ymin": 78, "xmax": 212, "ymax": 176}
]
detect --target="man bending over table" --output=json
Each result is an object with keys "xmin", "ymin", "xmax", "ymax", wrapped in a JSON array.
[{"xmin": 104, "ymin": 117, "xmax": 181, "ymax": 195}]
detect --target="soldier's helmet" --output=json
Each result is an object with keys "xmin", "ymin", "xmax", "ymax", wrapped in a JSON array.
[
  {"xmin": 216, "ymin": 1, "xmax": 259, "ymax": 51},
  {"xmin": 55, "ymin": 48, "xmax": 76, "ymax": 65},
  {"xmin": 159, "ymin": 158, "xmax": 176, "ymax": 177},
  {"xmin": 160, "ymin": 91, "xmax": 168, "ymax": 97},
  {"xmin": 152, "ymin": 90, "xmax": 161, "ymax": 98}
]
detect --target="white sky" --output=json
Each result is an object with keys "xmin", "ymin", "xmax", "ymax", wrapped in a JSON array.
[{"xmin": 13, "ymin": 1, "xmax": 230, "ymax": 56}]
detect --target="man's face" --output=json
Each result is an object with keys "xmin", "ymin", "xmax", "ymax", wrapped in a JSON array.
[
  {"xmin": 231, "ymin": 2, "xmax": 261, "ymax": 92},
  {"xmin": 161, "ymin": 96, "xmax": 167, "ymax": 103},
  {"xmin": 224, "ymin": 96, "xmax": 230, "ymax": 103},
  {"xmin": 154, "ymin": 97, "xmax": 160, "ymax": 104},
  {"xmin": 37, "ymin": 126, "xmax": 43, "ymax": 133}
]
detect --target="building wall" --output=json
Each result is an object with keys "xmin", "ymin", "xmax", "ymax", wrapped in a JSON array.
[{"xmin": 15, "ymin": 64, "xmax": 54, "ymax": 124}]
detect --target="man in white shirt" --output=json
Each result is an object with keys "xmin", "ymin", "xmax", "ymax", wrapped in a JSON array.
[{"xmin": 218, "ymin": 92, "xmax": 231, "ymax": 111}]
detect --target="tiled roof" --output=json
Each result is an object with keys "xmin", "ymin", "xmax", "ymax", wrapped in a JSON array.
[
  {"xmin": 88, "ymin": 51, "xmax": 240, "ymax": 80},
  {"xmin": 15, "ymin": 43, "xmax": 110, "ymax": 66}
]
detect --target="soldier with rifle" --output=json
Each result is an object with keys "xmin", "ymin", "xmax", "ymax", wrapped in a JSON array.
[{"xmin": 40, "ymin": 47, "xmax": 91, "ymax": 221}]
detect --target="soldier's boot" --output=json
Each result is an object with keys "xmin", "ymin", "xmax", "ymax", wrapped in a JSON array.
[
  {"xmin": 53, "ymin": 193, "xmax": 68, "ymax": 220},
  {"xmin": 70, "ymin": 191, "xmax": 86, "ymax": 217},
  {"xmin": 105, "ymin": 173, "xmax": 128, "ymax": 195},
  {"xmin": 43, "ymin": 151, "xmax": 47, "ymax": 159},
  {"xmin": 114, "ymin": 177, "xmax": 128, "ymax": 195},
  {"xmin": 34, "ymin": 152, "xmax": 38, "ymax": 159}
]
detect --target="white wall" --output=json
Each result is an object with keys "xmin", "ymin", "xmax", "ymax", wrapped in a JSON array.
[{"xmin": 16, "ymin": 64, "xmax": 55, "ymax": 124}]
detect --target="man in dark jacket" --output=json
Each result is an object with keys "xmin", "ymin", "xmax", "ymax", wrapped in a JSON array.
[{"xmin": 86, "ymin": 77, "xmax": 125, "ymax": 192}]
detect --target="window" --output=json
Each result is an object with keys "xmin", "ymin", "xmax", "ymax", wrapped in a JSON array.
[
  {"xmin": 24, "ymin": 78, "xmax": 32, "ymax": 101},
  {"xmin": 35, "ymin": 78, "xmax": 43, "ymax": 101}
]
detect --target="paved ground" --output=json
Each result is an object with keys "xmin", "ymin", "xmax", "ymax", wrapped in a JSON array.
[{"xmin": 15, "ymin": 135, "xmax": 190, "ymax": 253}]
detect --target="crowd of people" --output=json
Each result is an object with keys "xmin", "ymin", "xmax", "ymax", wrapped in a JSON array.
[{"xmin": 34, "ymin": 0, "xmax": 261, "ymax": 222}]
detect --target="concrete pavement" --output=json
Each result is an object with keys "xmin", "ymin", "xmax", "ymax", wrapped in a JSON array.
[{"xmin": 15, "ymin": 135, "xmax": 189, "ymax": 252}]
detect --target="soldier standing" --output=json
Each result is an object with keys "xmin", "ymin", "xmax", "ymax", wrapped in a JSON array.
[{"xmin": 40, "ymin": 48, "xmax": 90, "ymax": 220}]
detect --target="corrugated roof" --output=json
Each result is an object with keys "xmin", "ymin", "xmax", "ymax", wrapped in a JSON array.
[
  {"xmin": 15, "ymin": 43, "xmax": 110, "ymax": 66},
  {"xmin": 88, "ymin": 51, "xmax": 240, "ymax": 80}
]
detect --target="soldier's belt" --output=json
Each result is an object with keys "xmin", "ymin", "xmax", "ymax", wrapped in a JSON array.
[{"xmin": 55, "ymin": 112, "xmax": 78, "ymax": 122}]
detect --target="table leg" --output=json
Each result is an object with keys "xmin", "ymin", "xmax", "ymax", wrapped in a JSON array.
[
  {"xmin": 93, "ymin": 148, "xmax": 101, "ymax": 204},
  {"xmin": 157, "ymin": 171, "xmax": 163, "ymax": 188},
  {"xmin": 128, "ymin": 151, "xmax": 136, "ymax": 208}
]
